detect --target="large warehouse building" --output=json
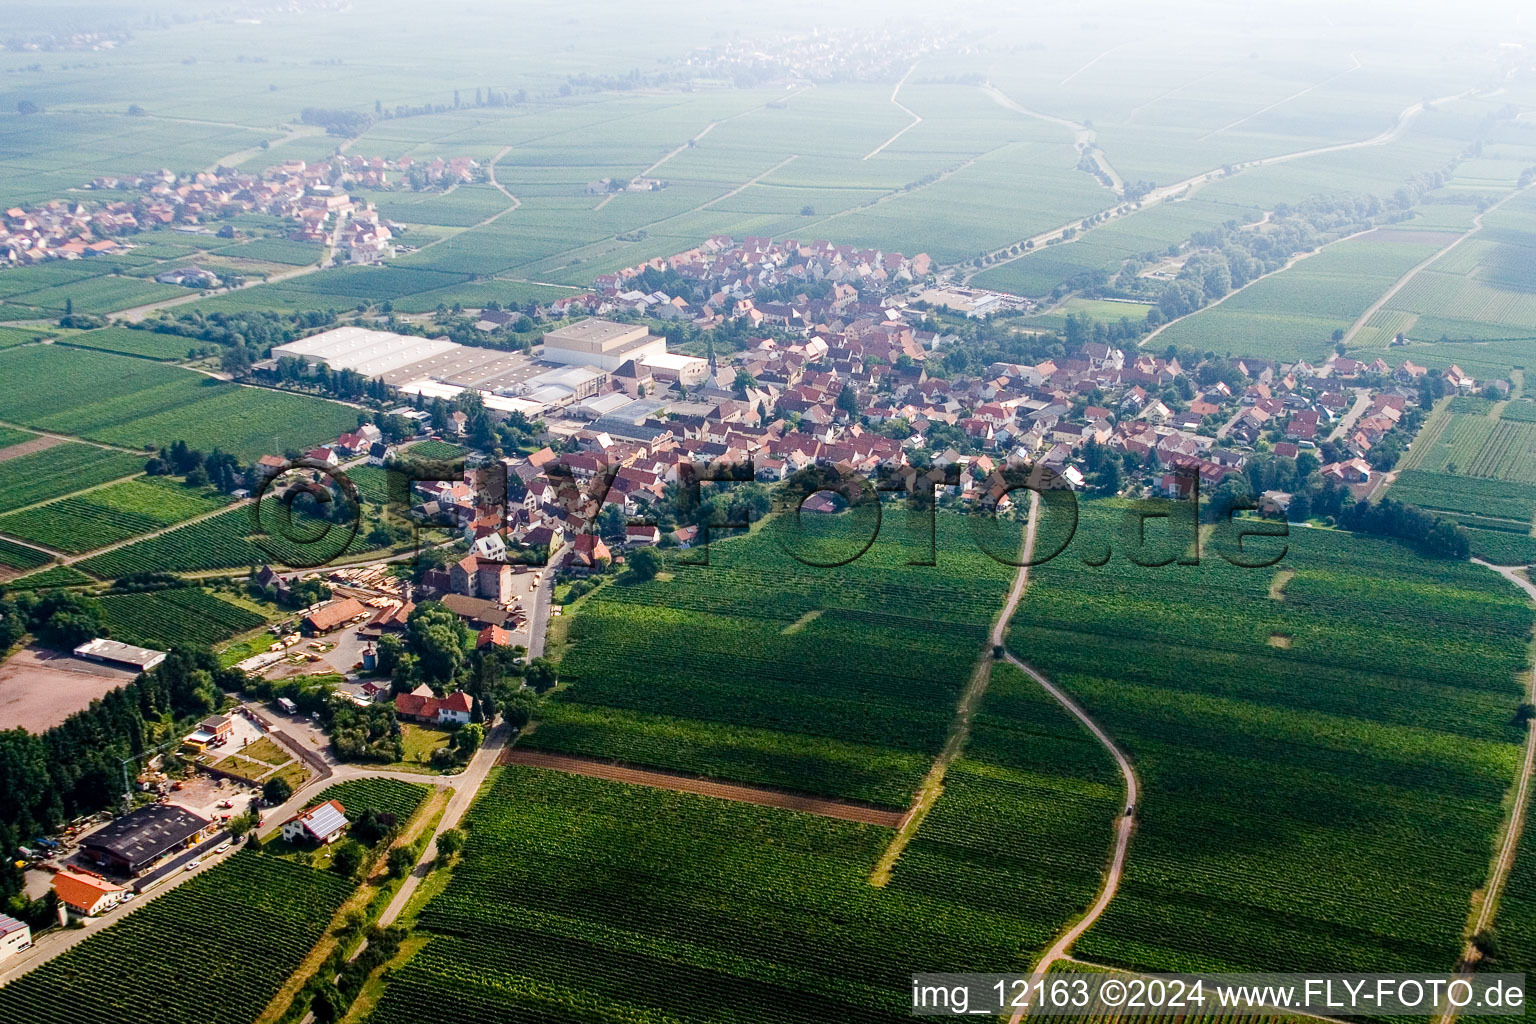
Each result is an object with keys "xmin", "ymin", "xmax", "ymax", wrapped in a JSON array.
[
  {"xmin": 539, "ymin": 318, "xmax": 668, "ymax": 371},
  {"xmin": 81, "ymin": 804, "xmax": 212, "ymax": 876},
  {"xmin": 267, "ymin": 319, "xmax": 703, "ymax": 419}
]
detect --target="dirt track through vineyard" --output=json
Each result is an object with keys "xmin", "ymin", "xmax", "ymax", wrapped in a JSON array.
[{"xmin": 499, "ymin": 748, "xmax": 907, "ymax": 827}]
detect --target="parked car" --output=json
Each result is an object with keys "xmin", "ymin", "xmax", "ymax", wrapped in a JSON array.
[
  {"xmin": 216, "ymin": 842, "xmax": 231, "ymax": 853},
  {"xmin": 184, "ymin": 858, "xmax": 202, "ymax": 871}
]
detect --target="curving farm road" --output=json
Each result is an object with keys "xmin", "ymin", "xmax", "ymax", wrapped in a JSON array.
[{"xmin": 999, "ymin": 492, "xmax": 1140, "ymax": 1022}]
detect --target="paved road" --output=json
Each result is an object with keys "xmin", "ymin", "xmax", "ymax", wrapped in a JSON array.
[
  {"xmin": 1328, "ymin": 388, "xmax": 1373, "ymax": 443},
  {"xmin": 378, "ymin": 721, "xmax": 510, "ymax": 925}
]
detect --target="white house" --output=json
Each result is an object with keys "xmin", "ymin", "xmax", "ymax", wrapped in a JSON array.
[
  {"xmin": 0, "ymin": 913, "xmax": 31, "ymax": 961},
  {"xmin": 281, "ymin": 800, "xmax": 350, "ymax": 845}
]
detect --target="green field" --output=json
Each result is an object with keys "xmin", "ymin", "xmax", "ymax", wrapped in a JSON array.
[
  {"xmin": 312, "ymin": 777, "xmax": 432, "ymax": 823},
  {"xmin": 0, "ymin": 477, "xmax": 230, "ymax": 553},
  {"xmin": 1009, "ymin": 503, "xmax": 1533, "ymax": 972},
  {"xmin": 530, "ymin": 512, "xmax": 1020, "ymax": 807},
  {"xmin": 0, "ymin": 537, "xmax": 50, "ymax": 572},
  {"xmin": 60, "ymin": 326, "xmax": 201, "ymax": 361},
  {"xmin": 0, "ymin": 851, "xmax": 353, "ymax": 1024},
  {"xmin": 98, "ymin": 587, "xmax": 268, "ymax": 648},
  {"xmin": 0, "ymin": 442, "xmax": 145, "ymax": 514},
  {"xmin": 1155, "ymin": 233, "xmax": 1457, "ymax": 363},
  {"xmin": 370, "ymin": 732, "xmax": 1116, "ymax": 1024},
  {"xmin": 4, "ymin": 564, "xmax": 92, "ymax": 589},
  {"xmin": 0, "ymin": 346, "xmax": 360, "ymax": 460},
  {"xmin": 76, "ymin": 498, "xmax": 390, "ymax": 579}
]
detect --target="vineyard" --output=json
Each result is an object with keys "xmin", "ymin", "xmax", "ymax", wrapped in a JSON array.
[
  {"xmin": 313, "ymin": 777, "xmax": 431, "ymax": 822},
  {"xmin": 371, "ymin": 741, "xmax": 1116, "ymax": 1024},
  {"xmin": 0, "ymin": 442, "xmax": 144, "ymax": 514},
  {"xmin": 527, "ymin": 511, "xmax": 1021, "ymax": 807},
  {"xmin": 0, "ymin": 477, "xmax": 229, "ymax": 553},
  {"xmin": 1009, "ymin": 503, "xmax": 1534, "ymax": 973},
  {"xmin": 0, "ymin": 537, "xmax": 49, "ymax": 571},
  {"xmin": 1390, "ymin": 470, "xmax": 1536, "ymax": 524},
  {"xmin": 76, "ymin": 498, "xmax": 388, "ymax": 579},
  {"xmin": 5, "ymin": 565, "xmax": 92, "ymax": 589},
  {"xmin": 0, "ymin": 345, "xmax": 359, "ymax": 460},
  {"xmin": 0, "ymin": 852, "xmax": 353, "ymax": 1024},
  {"xmin": 62, "ymin": 326, "xmax": 200, "ymax": 361},
  {"xmin": 98, "ymin": 587, "xmax": 267, "ymax": 648}
]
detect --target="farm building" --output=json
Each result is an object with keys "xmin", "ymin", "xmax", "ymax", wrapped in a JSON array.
[
  {"xmin": 0, "ymin": 913, "xmax": 31, "ymax": 960},
  {"xmin": 303, "ymin": 597, "xmax": 367, "ymax": 635},
  {"xmin": 394, "ymin": 685, "xmax": 474, "ymax": 725},
  {"xmin": 52, "ymin": 870, "xmax": 126, "ymax": 917},
  {"xmin": 183, "ymin": 713, "xmax": 234, "ymax": 752},
  {"xmin": 72, "ymin": 638, "xmax": 167, "ymax": 672},
  {"xmin": 281, "ymin": 799, "xmax": 350, "ymax": 845},
  {"xmin": 80, "ymin": 804, "xmax": 212, "ymax": 876}
]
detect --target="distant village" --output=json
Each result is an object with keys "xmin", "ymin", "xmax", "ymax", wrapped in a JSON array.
[{"xmin": 0, "ymin": 153, "xmax": 482, "ymax": 269}]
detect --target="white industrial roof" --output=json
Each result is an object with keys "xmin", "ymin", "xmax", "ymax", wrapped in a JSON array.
[
  {"xmin": 639, "ymin": 351, "xmax": 704, "ymax": 369},
  {"xmin": 481, "ymin": 394, "xmax": 547, "ymax": 417},
  {"xmin": 578, "ymin": 392, "xmax": 634, "ymax": 417},
  {"xmin": 396, "ymin": 379, "xmax": 465, "ymax": 400},
  {"xmin": 270, "ymin": 327, "xmax": 461, "ymax": 378}
]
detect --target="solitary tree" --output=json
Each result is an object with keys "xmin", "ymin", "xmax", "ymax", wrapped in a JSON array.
[
  {"xmin": 386, "ymin": 845, "xmax": 416, "ymax": 878},
  {"xmin": 436, "ymin": 828, "xmax": 465, "ymax": 863},
  {"xmin": 263, "ymin": 775, "xmax": 293, "ymax": 805},
  {"xmin": 330, "ymin": 838, "xmax": 366, "ymax": 878},
  {"xmin": 626, "ymin": 546, "xmax": 661, "ymax": 582}
]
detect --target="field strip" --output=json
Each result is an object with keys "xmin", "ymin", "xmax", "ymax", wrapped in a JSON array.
[
  {"xmin": 1059, "ymin": 40, "xmax": 1137, "ymax": 87},
  {"xmin": 1125, "ymin": 65, "xmax": 1228, "ymax": 121},
  {"xmin": 1439, "ymin": 563, "xmax": 1536, "ymax": 1024},
  {"xmin": 963, "ymin": 84, "xmax": 1478, "ymax": 285},
  {"xmin": 862, "ymin": 62, "xmax": 923, "ymax": 160},
  {"xmin": 0, "ymin": 420, "xmax": 145, "ymax": 456},
  {"xmin": 0, "ymin": 433, "xmax": 59, "ymax": 462},
  {"xmin": 1342, "ymin": 180, "xmax": 1536, "ymax": 345},
  {"xmin": 1196, "ymin": 51, "xmax": 1362, "ymax": 142},
  {"xmin": 869, "ymin": 493, "xmax": 1041, "ymax": 885},
  {"xmin": 1137, "ymin": 224, "xmax": 1377, "ymax": 349},
  {"xmin": 980, "ymin": 82, "xmax": 1124, "ymax": 193},
  {"xmin": 500, "ymin": 748, "xmax": 906, "ymax": 827}
]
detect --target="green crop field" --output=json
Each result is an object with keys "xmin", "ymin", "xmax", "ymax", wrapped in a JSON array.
[
  {"xmin": 0, "ymin": 477, "xmax": 230, "ymax": 553},
  {"xmin": 1008, "ymin": 503, "xmax": 1533, "ymax": 973},
  {"xmin": 4, "ymin": 564, "xmax": 93, "ymax": 589},
  {"xmin": 529, "ymin": 512, "xmax": 1021, "ymax": 807},
  {"xmin": 98, "ymin": 587, "xmax": 267, "ymax": 648},
  {"xmin": 0, "ymin": 427, "xmax": 35, "ymax": 450},
  {"xmin": 0, "ymin": 326, "xmax": 56, "ymax": 349},
  {"xmin": 311, "ymin": 777, "xmax": 431, "ymax": 823},
  {"xmin": 61, "ymin": 326, "xmax": 201, "ymax": 361},
  {"xmin": 1389, "ymin": 470, "xmax": 1536, "ymax": 526},
  {"xmin": 0, "ymin": 346, "xmax": 360, "ymax": 460},
  {"xmin": 75, "ymin": 498, "xmax": 390, "ymax": 579},
  {"xmin": 0, "ymin": 852, "xmax": 352, "ymax": 1024},
  {"xmin": 0, "ymin": 537, "xmax": 51, "ymax": 572},
  {"xmin": 1155, "ymin": 234, "xmax": 1455, "ymax": 363},
  {"xmin": 370, "ymin": 724, "xmax": 1116, "ymax": 1024},
  {"xmin": 0, "ymin": 443, "xmax": 145, "ymax": 514}
]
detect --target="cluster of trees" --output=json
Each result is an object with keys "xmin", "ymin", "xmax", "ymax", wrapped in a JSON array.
[
  {"xmin": 271, "ymin": 355, "xmax": 395, "ymax": 402},
  {"xmin": 301, "ymin": 106, "xmax": 374, "ymax": 137},
  {"xmin": 145, "ymin": 439, "xmax": 243, "ymax": 492},
  {"xmin": 1340, "ymin": 496, "xmax": 1470, "ymax": 559},
  {"xmin": 0, "ymin": 648, "xmax": 238, "ymax": 916},
  {"xmin": 245, "ymin": 571, "xmax": 331, "ymax": 611},
  {"xmin": 4, "ymin": 589, "xmax": 105, "ymax": 651},
  {"xmin": 324, "ymin": 699, "xmax": 403, "ymax": 763}
]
